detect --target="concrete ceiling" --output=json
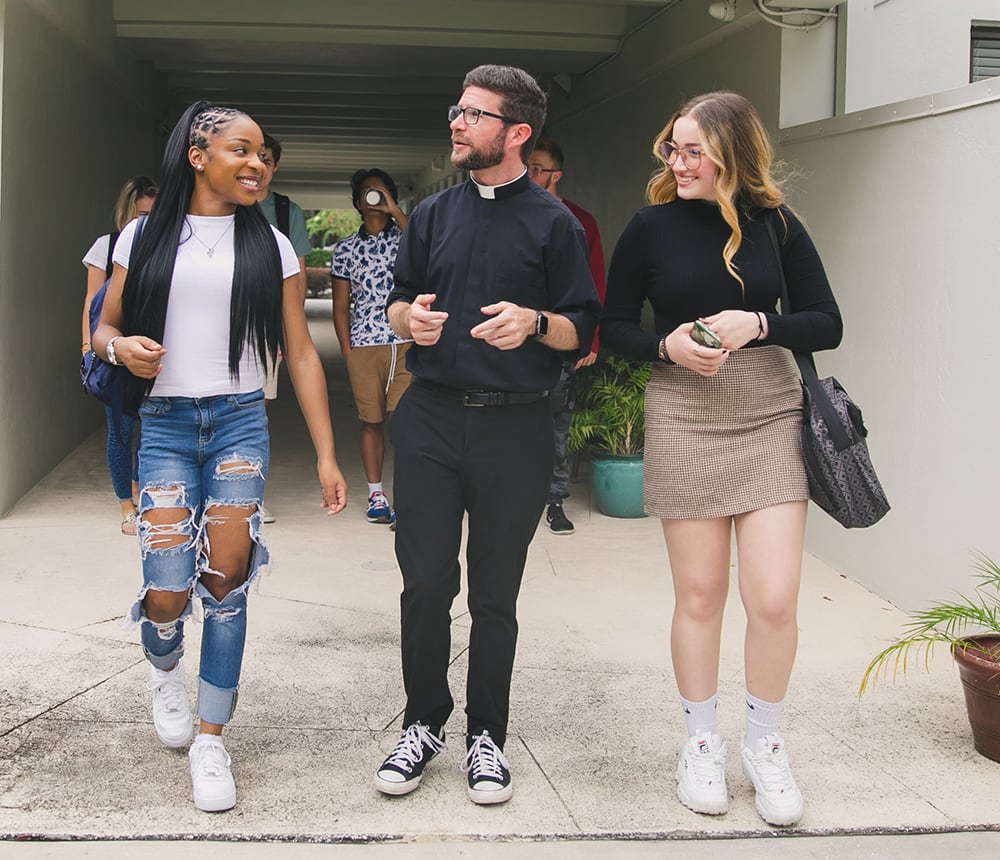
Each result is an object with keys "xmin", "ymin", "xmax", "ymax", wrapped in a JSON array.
[{"xmin": 112, "ymin": 0, "xmax": 680, "ymax": 204}]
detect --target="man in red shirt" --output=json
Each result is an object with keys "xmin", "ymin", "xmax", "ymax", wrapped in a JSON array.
[{"xmin": 526, "ymin": 138, "xmax": 606, "ymax": 534}]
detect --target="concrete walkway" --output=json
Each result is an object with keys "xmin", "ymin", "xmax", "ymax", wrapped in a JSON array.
[{"xmin": 1, "ymin": 301, "xmax": 998, "ymax": 857}]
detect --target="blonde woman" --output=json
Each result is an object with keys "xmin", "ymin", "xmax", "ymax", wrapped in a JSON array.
[
  {"xmin": 601, "ymin": 92, "xmax": 842, "ymax": 826},
  {"xmin": 81, "ymin": 176, "xmax": 158, "ymax": 534}
]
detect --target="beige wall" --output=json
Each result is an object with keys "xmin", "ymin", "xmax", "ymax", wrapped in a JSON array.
[
  {"xmin": 866, "ymin": 0, "xmax": 1000, "ymax": 108},
  {"xmin": 0, "ymin": 0, "xmax": 159, "ymax": 514},
  {"xmin": 780, "ymin": 87, "xmax": 1000, "ymax": 607}
]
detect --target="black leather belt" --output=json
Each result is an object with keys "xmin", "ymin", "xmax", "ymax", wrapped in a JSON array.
[{"xmin": 413, "ymin": 378, "xmax": 549, "ymax": 407}]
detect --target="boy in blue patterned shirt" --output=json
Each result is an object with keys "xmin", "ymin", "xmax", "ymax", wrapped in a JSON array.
[{"xmin": 332, "ymin": 169, "xmax": 410, "ymax": 527}]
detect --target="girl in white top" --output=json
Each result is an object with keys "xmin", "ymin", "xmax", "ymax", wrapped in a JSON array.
[
  {"xmin": 94, "ymin": 101, "xmax": 347, "ymax": 813},
  {"xmin": 81, "ymin": 176, "xmax": 157, "ymax": 534}
]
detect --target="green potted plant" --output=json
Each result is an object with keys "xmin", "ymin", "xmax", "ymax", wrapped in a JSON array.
[
  {"xmin": 568, "ymin": 353, "xmax": 649, "ymax": 518},
  {"xmin": 304, "ymin": 247, "xmax": 333, "ymax": 297},
  {"xmin": 303, "ymin": 208, "xmax": 363, "ymax": 298},
  {"xmin": 860, "ymin": 552, "xmax": 1000, "ymax": 762}
]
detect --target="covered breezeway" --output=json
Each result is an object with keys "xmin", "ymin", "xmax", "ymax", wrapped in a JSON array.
[{"xmin": 2, "ymin": 0, "xmax": 1000, "ymax": 610}]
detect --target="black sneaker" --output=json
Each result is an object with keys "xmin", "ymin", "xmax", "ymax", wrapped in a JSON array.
[
  {"xmin": 373, "ymin": 723, "xmax": 446, "ymax": 796},
  {"xmin": 463, "ymin": 731, "xmax": 513, "ymax": 805},
  {"xmin": 545, "ymin": 503, "xmax": 575, "ymax": 535}
]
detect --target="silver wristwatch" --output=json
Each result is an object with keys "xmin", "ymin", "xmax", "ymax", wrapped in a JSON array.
[{"xmin": 106, "ymin": 336, "xmax": 122, "ymax": 366}]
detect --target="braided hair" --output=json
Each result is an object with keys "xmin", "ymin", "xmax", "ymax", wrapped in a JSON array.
[{"xmin": 121, "ymin": 101, "xmax": 283, "ymax": 387}]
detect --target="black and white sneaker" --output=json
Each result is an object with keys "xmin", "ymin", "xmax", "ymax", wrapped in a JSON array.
[
  {"xmin": 545, "ymin": 503, "xmax": 575, "ymax": 535},
  {"xmin": 463, "ymin": 731, "xmax": 513, "ymax": 805},
  {"xmin": 373, "ymin": 723, "xmax": 446, "ymax": 796}
]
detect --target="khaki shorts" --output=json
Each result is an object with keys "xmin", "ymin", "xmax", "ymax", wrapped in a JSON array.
[
  {"xmin": 347, "ymin": 342, "xmax": 412, "ymax": 423},
  {"xmin": 263, "ymin": 352, "xmax": 282, "ymax": 400}
]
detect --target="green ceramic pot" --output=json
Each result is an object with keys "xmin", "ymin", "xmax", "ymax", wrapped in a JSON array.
[{"xmin": 590, "ymin": 451, "xmax": 646, "ymax": 519}]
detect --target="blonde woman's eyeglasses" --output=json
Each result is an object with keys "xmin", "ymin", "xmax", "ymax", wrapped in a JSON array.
[{"xmin": 659, "ymin": 141, "xmax": 703, "ymax": 169}]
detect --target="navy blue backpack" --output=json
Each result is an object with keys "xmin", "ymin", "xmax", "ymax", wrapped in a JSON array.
[{"xmin": 80, "ymin": 216, "xmax": 146, "ymax": 419}]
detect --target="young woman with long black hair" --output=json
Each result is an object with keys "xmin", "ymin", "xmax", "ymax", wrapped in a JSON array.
[{"xmin": 94, "ymin": 101, "xmax": 347, "ymax": 812}]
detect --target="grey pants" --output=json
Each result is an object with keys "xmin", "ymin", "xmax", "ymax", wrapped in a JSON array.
[{"xmin": 547, "ymin": 361, "xmax": 575, "ymax": 504}]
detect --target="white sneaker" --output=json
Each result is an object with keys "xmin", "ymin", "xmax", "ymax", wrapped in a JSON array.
[
  {"xmin": 740, "ymin": 734, "xmax": 803, "ymax": 826},
  {"xmin": 189, "ymin": 733, "xmax": 237, "ymax": 812},
  {"xmin": 676, "ymin": 733, "xmax": 728, "ymax": 815},
  {"xmin": 260, "ymin": 506, "xmax": 276, "ymax": 524},
  {"xmin": 149, "ymin": 661, "xmax": 193, "ymax": 748}
]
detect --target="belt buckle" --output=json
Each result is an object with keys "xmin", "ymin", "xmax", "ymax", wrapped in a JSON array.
[{"xmin": 463, "ymin": 390, "xmax": 487, "ymax": 407}]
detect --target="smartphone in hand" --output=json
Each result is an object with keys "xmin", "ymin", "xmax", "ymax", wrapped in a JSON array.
[{"xmin": 691, "ymin": 319, "xmax": 722, "ymax": 349}]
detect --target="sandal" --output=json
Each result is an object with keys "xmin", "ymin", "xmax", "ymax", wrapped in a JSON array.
[{"xmin": 121, "ymin": 512, "xmax": 138, "ymax": 536}]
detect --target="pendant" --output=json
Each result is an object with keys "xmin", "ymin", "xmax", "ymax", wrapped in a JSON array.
[{"xmin": 207, "ymin": 248, "xmax": 215, "ymax": 258}]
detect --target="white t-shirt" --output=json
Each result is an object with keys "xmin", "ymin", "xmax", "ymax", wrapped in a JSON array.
[
  {"xmin": 114, "ymin": 214, "xmax": 299, "ymax": 398},
  {"xmin": 82, "ymin": 233, "xmax": 112, "ymax": 270}
]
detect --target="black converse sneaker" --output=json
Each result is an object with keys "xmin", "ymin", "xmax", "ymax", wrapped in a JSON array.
[
  {"xmin": 545, "ymin": 503, "xmax": 575, "ymax": 535},
  {"xmin": 463, "ymin": 730, "xmax": 513, "ymax": 805},
  {"xmin": 373, "ymin": 722, "xmax": 446, "ymax": 796}
]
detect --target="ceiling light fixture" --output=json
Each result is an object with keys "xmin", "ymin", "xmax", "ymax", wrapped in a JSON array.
[{"xmin": 708, "ymin": 1, "xmax": 736, "ymax": 22}]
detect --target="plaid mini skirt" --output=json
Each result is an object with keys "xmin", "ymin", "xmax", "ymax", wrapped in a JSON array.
[{"xmin": 643, "ymin": 345, "xmax": 808, "ymax": 519}]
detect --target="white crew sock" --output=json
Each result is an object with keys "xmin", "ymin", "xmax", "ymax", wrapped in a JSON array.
[
  {"xmin": 744, "ymin": 691, "xmax": 784, "ymax": 749},
  {"xmin": 368, "ymin": 482, "xmax": 384, "ymax": 497},
  {"xmin": 680, "ymin": 692, "xmax": 718, "ymax": 738}
]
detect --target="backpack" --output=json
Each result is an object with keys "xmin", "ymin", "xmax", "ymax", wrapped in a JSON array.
[
  {"xmin": 80, "ymin": 216, "xmax": 146, "ymax": 423},
  {"xmin": 273, "ymin": 192, "xmax": 290, "ymax": 237}
]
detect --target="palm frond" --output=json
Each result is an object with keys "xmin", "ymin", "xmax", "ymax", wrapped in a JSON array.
[
  {"xmin": 859, "ymin": 552, "xmax": 1000, "ymax": 695},
  {"xmin": 568, "ymin": 354, "xmax": 649, "ymax": 455}
]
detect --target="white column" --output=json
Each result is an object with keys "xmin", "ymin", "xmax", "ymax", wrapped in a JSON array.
[{"xmin": 837, "ymin": 0, "xmax": 876, "ymax": 114}]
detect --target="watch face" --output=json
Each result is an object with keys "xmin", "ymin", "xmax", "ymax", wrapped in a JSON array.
[{"xmin": 536, "ymin": 312, "xmax": 548, "ymax": 336}]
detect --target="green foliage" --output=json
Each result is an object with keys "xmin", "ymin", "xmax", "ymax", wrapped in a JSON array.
[
  {"xmin": 568, "ymin": 354, "xmax": 650, "ymax": 455},
  {"xmin": 859, "ymin": 552, "xmax": 1000, "ymax": 694},
  {"xmin": 305, "ymin": 247, "xmax": 332, "ymax": 268},
  {"xmin": 306, "ymin": 209, "xmax": 361, "ymax": 245}
]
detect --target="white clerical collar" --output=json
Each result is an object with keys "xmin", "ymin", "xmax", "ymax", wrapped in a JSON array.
[{"xmin": 471, "ymin": 168, "xmax": 528, "ymax": 199}]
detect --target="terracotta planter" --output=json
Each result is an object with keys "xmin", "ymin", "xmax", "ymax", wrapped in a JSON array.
[{"xmin": 952, "ymin": 634, "xmax": 1000, "ymax": 763}]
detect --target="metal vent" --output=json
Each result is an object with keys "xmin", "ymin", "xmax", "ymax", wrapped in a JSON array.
[{"xmin": 971, "ymin": 25, "xmax": 1000, "ymax": 83}]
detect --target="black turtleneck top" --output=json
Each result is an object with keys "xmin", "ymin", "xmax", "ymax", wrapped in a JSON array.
[
  {"xmin": 601, "ymin": 198, "xmax": 842, "ymax": 362},
  {"xmin": 388, "ymin": 173, "xmax": 601, "ymax": 392}
]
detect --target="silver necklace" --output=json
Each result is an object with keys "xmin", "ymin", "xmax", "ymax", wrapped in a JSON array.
[{"xmin": 187, "ymin": 218, "xmax": 234, "ymax": 258}]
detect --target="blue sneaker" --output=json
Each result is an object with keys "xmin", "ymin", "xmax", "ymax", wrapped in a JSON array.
[{"xmin": 366, "ymin": 491, "xmax": 393, "ymax": 524}]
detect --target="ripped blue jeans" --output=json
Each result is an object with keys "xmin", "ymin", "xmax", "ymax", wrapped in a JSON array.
[{"xmin": 128, "ymin": 390, "xmax": 269, "ymax": 726}]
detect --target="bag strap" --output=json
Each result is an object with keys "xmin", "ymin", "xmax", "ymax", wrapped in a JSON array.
[
  {"xmin": 764, "ymin": 213, "xmax": 851, "ymax": 450},
  {"xmin": 109, "ymin": 215, "xmax": 148, "ymax": 432},
  {"xmin": 105, "ymin": 230, "xmax": 121, "ymax": 280},
  {"xmin": 273, "ymin": 192, "xmax": 290, "ymax": 237}
]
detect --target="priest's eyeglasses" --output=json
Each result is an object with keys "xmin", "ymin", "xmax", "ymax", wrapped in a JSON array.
[{"xmin": 448, "ymin": 105, "xmax": 521, "ymax": 126}]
